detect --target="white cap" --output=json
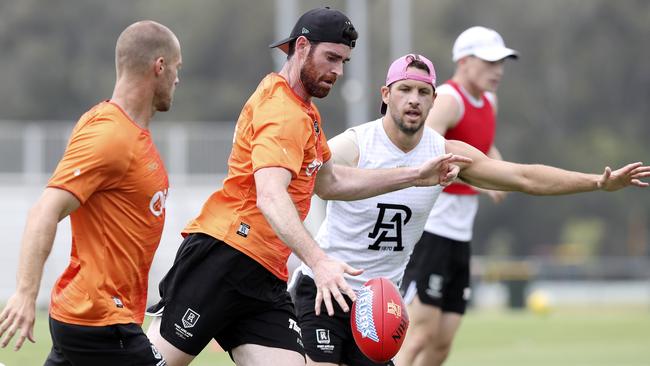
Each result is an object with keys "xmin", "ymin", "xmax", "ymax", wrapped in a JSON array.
[{"xmin": 452, "ymin": 26, "xmax": 519, "ymax": 62}]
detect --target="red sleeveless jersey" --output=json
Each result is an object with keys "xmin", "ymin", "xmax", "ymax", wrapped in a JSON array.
[{"xmin": 443, "ymin": 80, "xmax": 496, "ymax": 195}]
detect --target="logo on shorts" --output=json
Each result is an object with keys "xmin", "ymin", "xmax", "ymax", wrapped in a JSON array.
[
  {"xmin": 237, "ymin": 222, "xmax": 250, "ymax": 237},
  {"xmin": 316, "ymin": 328, "xmax": 335, "ymax": 353},
  {"xmin": 463, "ymin": 287, "xmax": 472, "ymax": 300},
  {"xmin": 288, "ymin": 318, "xmax": 302, "ymax": 337},
  {"xmin": 316, "ymin": 329, "xmax": 330, "ymax": 344},
  {"xmin": 182, "ymin": 308, "xmax": 200, "ymax": 328},
  {"xmin": 426, "ymin": 274, "xmax": 443, "ymax": 299},
  {"xmin": 150, "ymin": 344, "xmax": 166, "ymax": 365}
]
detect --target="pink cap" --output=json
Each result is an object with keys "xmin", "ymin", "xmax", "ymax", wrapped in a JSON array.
[
  {"xmin": 386, "ymin": 54, "xmax": 436, "ymax": 87},
  {"xmin": 381, "ymin": 54, "xmax": 436, "ymax": 114}
]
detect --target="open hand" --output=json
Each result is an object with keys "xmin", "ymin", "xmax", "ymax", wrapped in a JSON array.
[
  {"xmin": 597, "ymin": 162, "xmax": 650, "ymax": 191},
  {"xmin": 0, "ymin": 293, "xmax": 36, "ymax": 351},
  {"xmin": 416, "ymin": 153, "xmax": 472, "ymax": 187},
  {"xmin": 311, "ymin": 257, "xmax": 363, "ymax": 316}
]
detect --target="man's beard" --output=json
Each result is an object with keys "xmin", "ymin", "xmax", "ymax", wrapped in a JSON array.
[
  {"xmin": 391, "ymin": 111, "xmax": 424, "ymax": 136},
  {"xmin": 300, "ymin": 53, "xmax": 333, "ymax": 99}
]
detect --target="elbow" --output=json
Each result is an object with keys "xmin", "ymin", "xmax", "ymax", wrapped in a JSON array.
[
  {"xmin": 314, "ymin": 185, "xmax": 335, "ymax": 200},
  {"xmin": 256, "ymin": 189, "xmax": 273, "ymax": 216}
]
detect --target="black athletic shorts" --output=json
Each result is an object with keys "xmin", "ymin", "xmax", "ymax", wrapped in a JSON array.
[
  {"xmin": 293, "ymin": 272, "xmax": 392, "ymax": 366},
  {"xmin": 400, "ymin": 231, "xmax": 471, "ymax": 314},
  {"xmin": 44, "ymin": 317, "xmax": 166, "ymax": 366},
  {"xmin": 146, "ymin": 233, "xmax": 304, "ymax": 358}
]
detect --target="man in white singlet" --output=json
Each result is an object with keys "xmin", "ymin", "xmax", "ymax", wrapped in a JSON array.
[
  {"xmin": 397, "ymin": 26, "xmax": 518, "ymax": 366},
  {"xmin": 292, "ymin": 52, "xmax": 650, "ymax": 366}
]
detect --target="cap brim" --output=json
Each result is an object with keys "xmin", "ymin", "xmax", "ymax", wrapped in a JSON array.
[
  {"xmin": 269, "ymin": 37, "xmax": 293, "ymax": 54},
  {"xmin": 473, "ymin": 47, "xmax": 519, "ymax": 62}
]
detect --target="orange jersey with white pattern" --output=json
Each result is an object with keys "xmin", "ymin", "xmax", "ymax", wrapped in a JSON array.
[
  {"xmin": 184, "ymin": 73, "xmax": 331, "ymax": 281},
  {"xmin": 48, "ymin": 101, "xmax": 169, "ymax": 326}
]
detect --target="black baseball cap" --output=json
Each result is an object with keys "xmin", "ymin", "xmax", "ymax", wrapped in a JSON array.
[{"xmin": 269, "ymin": 7, "xmax": 358, "ymax": 54}]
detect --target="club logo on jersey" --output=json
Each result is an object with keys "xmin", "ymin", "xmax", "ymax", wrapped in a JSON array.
[
  {"xmin": 386, "ymin": 300, "xmax": 401, "ymax": 318},
  {"xmin": 354, "ymin": 286, "xmax": 379, "ymax": 343},
  {"xmin": 149, "ymin": 189, "xmax": 168, "ymax": 217},
  {"xmin": 236, "ymin": 222, "xmax": 251, "ymax": 237},
  {"xmin": 112, "ymin": 296, "xmax": 124, "ymax": 308},
  {"xmin": 368, "ymin": 203, "xmax": 412, "ymax": 252},
  {"xmin": 181, "ymin": 308, "xmax": 200, "ymax": 328},
  {"xmin": 313, "ymin": 120, "xmax": 320, "ymax": 135},
  {"xmin": 305, "ymin": 158, "xmax": 323, "ymax": 176}
]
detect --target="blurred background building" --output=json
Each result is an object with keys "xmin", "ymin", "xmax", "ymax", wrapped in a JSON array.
[{"xmin": 0, "ymin": 0, "xmax": 648, "ymax": 309}]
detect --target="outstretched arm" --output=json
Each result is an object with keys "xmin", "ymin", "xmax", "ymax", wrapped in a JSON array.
[
  {"xmin": 472, "ymin": 145, "xmax": 508, "ymax": 203},
  {"xmin": 0, "ymin": 188, "xmax": 79, "ymax": 351},
  {"xmin": 448, "ymin": 140, "xmax": 650, "ymax": 194},
  {"xmin": 314, "ymin": 153, "xmax": 470, "ymax": 201}
]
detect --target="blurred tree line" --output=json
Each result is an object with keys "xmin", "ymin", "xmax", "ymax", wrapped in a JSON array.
[{"xmin": 0, "ymin": 0, "xmax": 648, "ymax": 259}]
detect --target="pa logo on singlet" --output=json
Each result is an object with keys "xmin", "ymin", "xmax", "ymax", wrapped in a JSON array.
[{"xmin": 368, "ymin": 203, "xmax": 412, "ymax": 252}]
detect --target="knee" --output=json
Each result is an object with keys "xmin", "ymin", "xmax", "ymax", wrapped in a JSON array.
[
  {"xmin": 404, "ymin": 323, "xmax": 437, "ymax": 354},
  {"xmin": 433, "ymin": 339, "xmax": 453, "ymax": 360}
]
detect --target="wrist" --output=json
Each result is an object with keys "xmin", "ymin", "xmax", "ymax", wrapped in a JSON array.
[
  {"xmin": 409, "ymin": 167, "xmax": 423, "ymax": 187},
  {"xmin": 305, "ymin": 247, "xmax": 328, "ymax": 270}
]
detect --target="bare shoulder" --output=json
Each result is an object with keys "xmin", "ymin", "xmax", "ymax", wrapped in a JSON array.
[
  {"xmin": 328, "ymin": 129, "xmax": 359, "ymax": 167},
  {"xmin": 426, "ymin": 93, "xmax": 462, "ymax": 133}
]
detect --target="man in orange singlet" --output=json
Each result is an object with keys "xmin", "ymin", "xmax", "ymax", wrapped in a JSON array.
[
  {"xmin": 145, "ymin": 7, "xmax": 468, "ymax": 366},
  {"xmin": 0, "ymin": 20, "xmax": 182, "ymax": 366}
]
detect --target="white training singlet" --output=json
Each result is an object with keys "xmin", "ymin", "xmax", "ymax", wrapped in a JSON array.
[{"xmin": 299, "ymin": 118, "xmax": 446, "ymax": 290}]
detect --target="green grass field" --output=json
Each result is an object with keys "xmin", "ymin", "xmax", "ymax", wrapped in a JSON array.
[{"xmin": 1, "ymin": 306, "xmax": 648, "ymax": 366}]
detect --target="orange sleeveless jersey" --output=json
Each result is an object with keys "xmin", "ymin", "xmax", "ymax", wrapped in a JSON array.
[
  {"xmin": 184, "ymin": 73, "xmax": 331, "ymax": 281},
  {"xmin": 48, "ymin": 101, "xmax": 169, "ymax": 326}
]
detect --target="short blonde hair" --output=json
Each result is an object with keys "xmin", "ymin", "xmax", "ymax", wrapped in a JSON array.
[{"xmin": 115, "ymin": 20, "xmax": 179, "ymax": 77}]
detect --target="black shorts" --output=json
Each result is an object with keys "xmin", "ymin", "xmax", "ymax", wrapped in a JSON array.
[
  {"xmin": 400, "ymin": 231, "xmax": 471, "ymax": 314},
  {"xmin": 293, "ymin": 273, "xmax": 392, "ymax": 366},
  {"xmin": 146, "ymin": 233, "xmax": 304, "ymax": 358},
  {"xmin": 44, "ymin": 317, "xmax": 165, "ymax": 366}
]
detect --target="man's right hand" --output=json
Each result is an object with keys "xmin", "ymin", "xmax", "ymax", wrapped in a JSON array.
[
  {"xmin": 415, "ymin": 153, "xmax": 472, "ymax": 187},
  {"xmin": 311, "ymin": 257, "xmax": 363, "ymax": 316},
  {"xmin": 0, "ymin": 292, "xmax": 37, "ymax": 351}
]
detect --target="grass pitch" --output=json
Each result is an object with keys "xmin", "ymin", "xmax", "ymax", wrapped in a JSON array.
[{"xmin": 0, "ymin": 306, "xmax": 648, "ymax": 366}]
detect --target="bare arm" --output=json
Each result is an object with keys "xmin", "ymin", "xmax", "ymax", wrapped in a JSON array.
[
  {"xmin": 424, "ymin": 92, "xmax": 461, "ymax": 135},
  {"xmin": 0, "ymin": 188, "xmax": 79, "ymax": 350},
  {"xmin": 473, "ymin": 145, "xmax": 508, "ymax": 203},
  {"xmin": 254, "ymin": 167, "xmax": 362, "ymax": 316},
  {"xmin": 328, "ymin": 128, "xmax": 360, "ymax": 168},
  {"xmin": 314, "ymin": 152, "xmax": 470, "ymax": 201},
  {"xmin": 448, "ymin": 140, "xmax": 650, "ymax": 194}
]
